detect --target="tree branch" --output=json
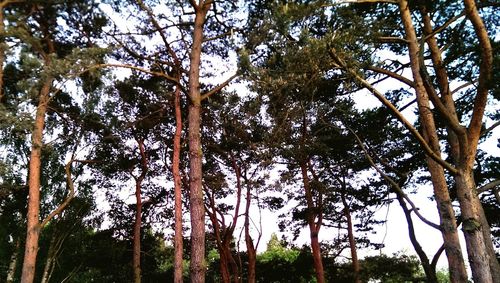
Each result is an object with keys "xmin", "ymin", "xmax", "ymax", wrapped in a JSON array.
[
  {"xmin": 40, "ymin": 155, "xmax": 76, "ymax": 228},
  {"xmin": 329, "ymin": 49, "xmax": 458, "ymax": 175},
  {"xmin": 366, "ymin": 66, "xmax": 415, "ymax": 88},
  {"xmin": 200, "ymin": 73, "xmax": 238, "ymax": 101},
  {"xmin": 347, "ymin": 126, "xmax": 441, "ymax": 230},
  {"xmin": 477, "ymin": 179, "xmax": 500, "ymax": 194}
]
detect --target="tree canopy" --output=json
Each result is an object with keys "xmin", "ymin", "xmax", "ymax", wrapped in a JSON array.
[{"xmin": 0, "ymin": 0, "xmax": 498, "ymax": 282}]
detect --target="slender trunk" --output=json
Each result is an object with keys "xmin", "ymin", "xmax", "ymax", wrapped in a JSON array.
[
  {"xmin": 299, "ymin": 162, "xmax": 324, "ymax": 283},
  {"xmin": 0, "ymin": 3, "xmax": 5, "ymax": 103},
  {"xmin": 6, "ymin": 237, "xmax": 21, "ymax": 283},
  {"xmin": 21, "ymin": 78, "xmax": 52, "ymax": 283},
  {"xmin": 40, "ymin": 231, "xmax": 57, "ymax": 283},
  {"xmin": 341, "ymin": 193, "xmax": 360, "ymax": 283},
  {"xmin": 397, "ymin": 2, "xmax": 469, "ymax": 282},
  {"xmin": 188, "ymin": 4, "xmax": 210, "ymax": 282},
  {"xmin": 133, "ymin": 139, "xmax": 148, "ymax": 283},
  {"xmin": 133, "ymin": 180, "xmax": 142, "ymax": 283},
  {"xmin": 244, "ymin": 183, "xmax": 256, "ymax": 283},
  {"xmin": 396, "ymin": 193, "xmax": 438, "ymax": 283},
  {"xmin": 173, "ymin": 82, "xmax": 184, "ymax": 283}
]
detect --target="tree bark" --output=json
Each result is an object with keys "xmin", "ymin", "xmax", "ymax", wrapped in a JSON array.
[
  {"xmin": 0, "ymin": 2, "xmax": 6, "ymax": 103},
  {"xmin": 244, "ymin": 178, "xmax": 257, "ymax": 283},
  {"xmin": 20, "ymin": 78, "xmax": 52, "ymax": 283},
  {"xmin": 173, "ymin": 81, "xmax": 184, "ymax": 283},
  {"xmin": 6, "ymin": 237, "xmax": 20, "ymax": 283},
  {"xmin": 133, "ymin": 138, "xmax": 148, "ymax": 283},
  {"xmin": 397, "ymin": 1, "xmax": 470, "ymax": 282},
  {"xmin": 187, "ymin": 2, "xmax": 211, "ymax": 282},
  {"xmin": 341, "ymin": 193, "xmax": 360, "ymax": 283},
  {"xmin": 396, "ymin": 193, "xmax": 438, "ymax": 283},
  {"xmin": 299, "ymin": 161, "xmax": 325, "ymax": 283},
  {"xmin": 461, "ymin": 1, "xmax": 500, "ymax": 281},
  {"xmin": 421, "ymin": 1, "xmax": 500, "ymax": 282}
]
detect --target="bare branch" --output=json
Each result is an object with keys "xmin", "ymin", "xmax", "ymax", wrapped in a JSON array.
[
  {"xmin": 347, "ymin": 126, "xmax": 441, "ymax": 230},
  {"xmin": 366, "ymin": 66, "xmax": 415, "ymax": 88},
  {"xmin": 200, "ymin": 73, "xmax": 238, "ymax": 101},
  {"xmin": 377, "ymin": 36, "xmax": 409, "ymax": 44},
  {"xmin": 423, "ymin": 12, "xmax": 466, "ymax": 42},
  {"xmin": 477, "ymin": 179, "xmax": 500, "ymax": 194},
  {"xmin": 482, "ymin": 120, "xmax": 500, "ymax": 137}
]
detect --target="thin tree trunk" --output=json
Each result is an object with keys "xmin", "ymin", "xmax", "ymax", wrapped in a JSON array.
[
  {"xmin": 6, "ymin": 237, "xmax": 20, "ymax": 283},
  {"xmin": 187, "ymin": 3, "xmax": 210, "ymax": 282},
  {"xmin": 244, "ymin": 181, "xmax": 256, "ymax": 283},
  {"xmin": 0, "ymin": 1, "xmax": 6, "ymax": 104},
  {"xmin": 396, "ymin": 193, "xmax": 438, "ymax": 283},
  {"xmin": 133, "ymin": 138, "xmax": 148, "ymax": 283},
  {"xmin": 341, "ymin": 193, "xmax": 360, "ymax": 283},
  {"xmin": 397, "ymin": 1, "xmax": 470, "ymax": 282},
  {"xmin": 133, "ymin": 180, "xmax": 142, "ymax": 283},
  {"xmin": 299, "ymin": 162, "xmax": 324, "ymax": 283},
  {"xmin": 21, "ymin": 78, "xmax": 52, "ymax": 283},
  {"xmin": 173, "ymin": 81, "xmax": 184, "ymax": 283},
  {"xmin": 40, "ymin": 230, "xmax": 57, "ymax": 283}
]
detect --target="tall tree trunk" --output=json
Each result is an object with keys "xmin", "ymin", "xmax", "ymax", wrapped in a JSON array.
[
  {"xmin": 341, "ymin": 193, "xmax": 360, "ymax": 283},
  {"xmin": 397, "ymin": 1, "xmax": 470, "ymax": 282},
  {"xmin": 173, "ymin": 81, "xmax": 184, "ymax": 283},
  {"xmin": 6, "ymin": 237, "xmax": 20, "ymax": 283},
  {"xmin": 461, "ymin": 1, "xmax": 500, "ymax": 281},
  {"xmin": 21, "ymin": 78, "xmax": 52, "ymax": 283},
  {"xmin": 187, "ymin": 3, "xmax": 210, "ymax": 282},
  {"xmin": 420, "ymin": 3, "xmax": 500, "ymax": 281},
  {"xmin": 299, "ymin": 162, "xmax": 324, "ymax": 283}
]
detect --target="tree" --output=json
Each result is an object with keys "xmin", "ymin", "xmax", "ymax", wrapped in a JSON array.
[
  {"xmin": 0, "ymin": 1, "xmax": 108, "ymax": 282},
  {"xmin": 106, "ymin": 1, "xmax": 240, "ymax": 280}
]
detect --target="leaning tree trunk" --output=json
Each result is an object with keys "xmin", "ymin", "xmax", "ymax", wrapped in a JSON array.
[
  {"xmin": 187, "ymin": 2, "xmax": 211, "ymax": 282},
  {"xmin": 21, "ymin": 78, "xmax": 53, "ymax": 283},
  {"xmin": 396, "ymin": 193, "xmax": 438, "ymax": 283},
  {"xmin": 397, "ymin": 1, "xmax": 471, "ymax": 282}
]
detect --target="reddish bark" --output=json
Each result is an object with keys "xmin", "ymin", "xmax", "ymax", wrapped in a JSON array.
[
  {"xmin": 21, "ymin": 79, "xmax": 52, "ymax": 283},
  {"xmin": 341, "ymin": 193, "xmax": 360, "ymax": 283},
  {"xmin": 173, "ymin": 81, "xmax": 184, "ymax": 283},
  {"xmin": 206, "ymin": 152, "xmax": 243, "ymax": 283},
  {"xmin": 299, "ymin": 161, "xmax": 324, "ymax": 283}
]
